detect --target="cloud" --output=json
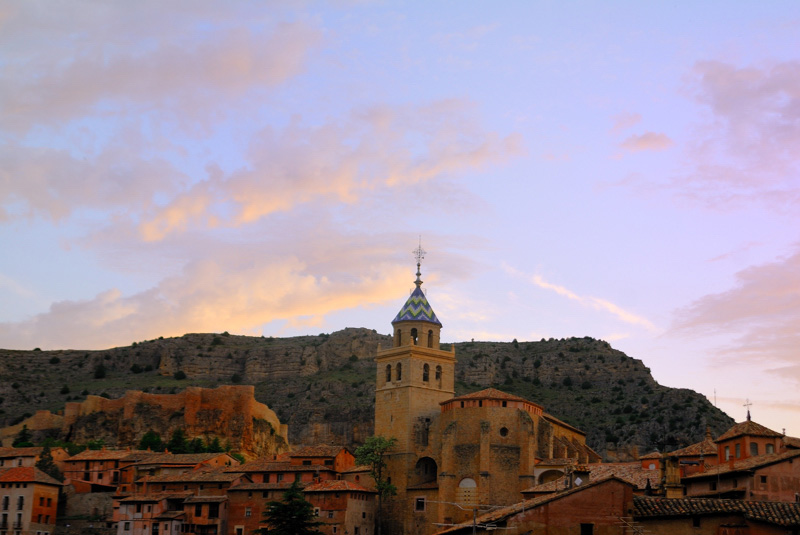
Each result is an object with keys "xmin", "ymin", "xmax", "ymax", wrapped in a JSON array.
[
  {"xmin": 620, "ymin": 132, "xmax": 673, "ymax": 152},
  {"xmin": 671, "ymin": 248, "xmax": 800, "ymax": 380},
  {"xmin": 504, "ymin": 266, "xmax": 657, "ymax": 331},
  {"xmin": 0, "ymin": 254, "xmax": 409, "ymax": 350},
  {"xmin": 0, "ymin": 3, "xmax": 321, "ymax": 133},
  {"xmin": 611, "ymin": 112, "xmax": 641, "ymax": 133},
  {"xmin": 670, "ymin": 61, "xmax": 800, "ymax": 208},
  {"xmin": 135, "ymin": 101, "xmax": 523, "ymax": 241}
]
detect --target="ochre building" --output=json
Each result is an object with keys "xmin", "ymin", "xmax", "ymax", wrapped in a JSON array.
[{"xmin": 374, "ymin": 260, "xmax": 600, "ymax": 535}]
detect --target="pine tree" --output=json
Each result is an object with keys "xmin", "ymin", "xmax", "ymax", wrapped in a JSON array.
[
  {"xmin": 167, "ymin": 429, "xmax": 189, "ymax": 454},
  {"xmin": 35, "ymin": 444, "xmax": 63, "ymax": 481},
  {"xmin": 12, "ymin": 425, "xmax": 34, "ymax": 447},
  {"xmin": 355, "ymin": 436, "xmax": 397, "ymax": 535},
  {"xmin": 138, "ymin": 430, "xmax": 164, "ymax": 452},
  {"xmin": 262, "ymin": 481, "xmax": 322, "ymax": 535}
]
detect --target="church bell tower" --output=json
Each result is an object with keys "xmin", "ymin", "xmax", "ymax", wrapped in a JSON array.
[{"xmin": 374, "ymin": 244, "xmax": 456, "ymax": 453}]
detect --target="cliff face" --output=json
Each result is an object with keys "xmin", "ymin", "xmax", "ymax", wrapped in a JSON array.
[
  {"xmin": 0, "ymin": 329, "xmax": 734, "ymax": 459},
  {"xmin": 1, "ymin": 385, "xmax": 288, "ymax": 457}
]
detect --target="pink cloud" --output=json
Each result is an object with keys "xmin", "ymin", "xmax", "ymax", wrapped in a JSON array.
[
  {"xmin": 670, "ymin": 61, "xmax": 800, "ymax": 208},
  {"xmin": 610, "ymin": 112, "xmax": 642, "ymax": 133},
  {"xmin": 0, "ymin": 4, "xmax": 321, "ymax": 133},
  {"xmin": 620, "ymin": 132, "xmax": 673, "ymax": 152},
  {"xmin": 671, "ymin": 248, "xmax": 800, "ymax": 382}
]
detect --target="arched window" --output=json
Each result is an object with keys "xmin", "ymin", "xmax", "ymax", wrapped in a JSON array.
[
  {"xmin": 435, "ymin": 365, "xmax": 442, "ymax": 381},
  {"xmin": 385, "ymin": 364, "xmax": 392, "ymax": 383},
  {"xmin": 411, "ymin": 328, "xmax": 418, "ymax": 345},
  {"xmin": 414, "ymin": 457, "xmax": 438, "ymax": 485},
  {"xmin": 427, "ymin": 329, "xmax": 434, "ymax": 348},
  {"xmin": 423, "ymin": 364, "xmax": 429, "ymax": 382},
  {"xmin": 750, "ymin": 443, "xmax": 759, "ymax": 456},
  {"xmin": 396, "ymin": 363, "xmax": 402, "ymax": 381},
  {"xmin": 457, "ymin": 478, "xmax": 477, "ymax": 505},
  {"xmin": 395, "ymin": 329, "xmax": 401, "ymax": 346}
]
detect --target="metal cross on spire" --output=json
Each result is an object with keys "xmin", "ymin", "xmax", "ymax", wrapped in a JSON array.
[
  {"xmin": 413, "ymin": 236, "xmax": 426, "ymax": 288},
  {"xmin": 744, "ymin": 398, "xmax": 753, "ymax": 421}
]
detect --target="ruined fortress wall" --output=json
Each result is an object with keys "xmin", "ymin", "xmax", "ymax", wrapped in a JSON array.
[{"xmin": 3, "ymin": 386, "xmax": 287, "ymax": 456}]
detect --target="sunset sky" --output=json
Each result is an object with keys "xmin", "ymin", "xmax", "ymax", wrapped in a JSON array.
[{"xmin": 1, "ymin": 2, "xmax": 799, "ymax": 436}]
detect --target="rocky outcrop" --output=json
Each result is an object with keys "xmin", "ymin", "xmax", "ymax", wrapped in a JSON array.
[{"xmin": 1, "ymin": 385, "xmax": 287, "ymax": 457}]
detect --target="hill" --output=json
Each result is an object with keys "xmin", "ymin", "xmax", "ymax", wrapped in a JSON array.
[{"xmin": 0, "ymin": 328, "xmax": 733, "ymax": 459}]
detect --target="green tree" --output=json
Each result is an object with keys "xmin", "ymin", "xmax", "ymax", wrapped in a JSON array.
[
  {"xmin": 35, "ymin": 444, "xmax": 63, "ymax": 481},
  {"xmin": 261, "ymin": 481, "xmax": 322, "ymax": 535},
  {"xmin": 94, "ymin": 363, "xmax": 107, "ymax": 378},
  {"xmin": 12, "ymin": 425, "xmax": 34, "ymax": 447},
  {"xmin": 355, "ymin": 436, "xmax": 397, "ymax": 535},
  {"xmin": 206, "ymin": 436, "xmax": 224, "ymax": 453},
  {"xmin": 167, "ymin": 429, "xmax": 189, "ymax": 454},
  {"xmin": 138, "ymin": 430, "xmax": 164, "ymax": 452},
  {"xmin": 188, "ymin": 437, "xmax": 207, "ymax": 453}
]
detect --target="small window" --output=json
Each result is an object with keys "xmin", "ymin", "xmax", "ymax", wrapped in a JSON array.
[
  {"xmin": 396, "ymin": 363, "xmax": 402, "ymax": 381},
  {"xmin": 245, "ymin": 507, "xmax": 251, "ymax": 517},
  {"xmin": 415, "ymin": 497, "xmax": 425, "ymax": 512},
  {"xmin": 423, "ymin": 364, "xmax": 429, "ymax": 382},
  {"xmin": 750, "ymin": 443, "xmax": 759, "ymax": 456},
  {"xmin": 692, "ymin": 517, "xmax": 701, "ymax": 528},
  {"xmin": 328, "ymin": 511, "xmax": 334, "ymax": 518},
  {"xmin": 385, "ymin": 364, "xmax": 391, "ymax": 383},
  {"xmin": 766, "ymin": 444, "xmax": 775, "ymax": 454},
  {"xmin": 427, "ymin": 329, "xmax": 433, "ymax": 348},
  {"xmin": 735, "ymin": 443, "xmax": 741, "ymax": 458},
  {"xmin": 580, "ymin": 524, "xmax": 594, "ymax": 535},
  {"xmin": 724, "ymin": 446, "xmax": 730, "ymax": 460},
  {"xmin": 314, "ymin": 508, "xmax": 320, "ymax": 517},
  {"xmin": 710, "ymin": 481, "xmax": 717, "ymax": 491},
  {"xmin": 411, "ymin": 328, "xmax": 418, "ymax": 345},
  {"xmin": 760, "ymin": 475, "xmax": 767, "ymax": 485},
  {"xmin": 435, "ymin": 365, "xmax": 442, "ymax": 381},
  {"xmin": 303, "ymin": 460, "xmax": 311, "ymax": 465},
  {"xmin": 499, "ymin": 427, "xmax": 509, "ymax": 437}
]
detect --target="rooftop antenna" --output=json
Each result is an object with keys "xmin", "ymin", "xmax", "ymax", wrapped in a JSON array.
[
  {"xmin": 743, "ymin": 398, "xmax": 752, "ymax": 421},
  {"xmin": 412, "ymin": 236, "xmax": 426, "ymax": 290}
]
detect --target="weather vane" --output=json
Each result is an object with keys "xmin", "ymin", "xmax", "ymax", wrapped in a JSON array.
[
  {"xmin": 413, "ymin": 236, "xmax": 426, "ymax": 265},
  {"xmin": 412, "ymin": 236, "xmax": 426, "ymax": 289}
]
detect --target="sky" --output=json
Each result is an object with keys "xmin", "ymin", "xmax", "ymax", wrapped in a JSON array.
[{"xmin": 1, "ymin": 1, "xmax": 799, "ymax": 437}]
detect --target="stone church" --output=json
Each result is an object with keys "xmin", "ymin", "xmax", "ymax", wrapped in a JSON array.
[{"xmin": 374, "ymin": 257, "xmax": 600, "ymax": 534}]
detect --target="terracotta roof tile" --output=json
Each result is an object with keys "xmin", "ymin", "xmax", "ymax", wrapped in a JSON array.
[
  {"xmin": 716, "ymin": 419, "xmax": 783, "ymax": 442},
  {"xmin": 304, "ymin": 480, "xmax": 375, "ymax": 493},
  {"xmin": 667, "ymin": 437, "xmax": 718, "ymax": 457},
  {"xmin": 227, "ymin": 460, "xmax": 332, "ymax": 473},
  {"xmin": 683, "ymin": 450, "xmax": 800, "ymax": 480},
  {"xmin": 0, "ymin": 447, "xmax": 43, "ymax": 458},
  {"xmin": 522, "ymin": 463, "xmax": 660, "ymax": 494},
  {"xmin": 445, "ymin": 388, "xmax": 530, "ymax": 404},
  {"xmin": 140, "ymin": 468, "xmax": 243, "ymax": 484},
  {"xmin": 134, "ymin": 453, "xmax": 236, "ymax": 466},
  {"xmin": 119, "ymin": 492, "xmax": 193, "ymax": 503},
  {"xmin": 289, "ymin": 445, "xmax": 349, "ymax": 458},
  {"xmin": 783, "ymin": 436, "xmax": 800, "ymax": 449},
  {"xmin": 228, "ymin": 482, "xmax": 305, "ymax": 491},
  {"xmin": 639, "ymin": 452, "xmax": 662, "ymax": 460},
  {"xmin": 633, "ymin": 496, "xmax": 800, "ymax": 527},
  {"xmin": 67, "ymin": 449, "xmax": 141, "ymax": 461},
  {"xmin": 0, "ymin": 466, "xmax": 63, "ymax": 486}
]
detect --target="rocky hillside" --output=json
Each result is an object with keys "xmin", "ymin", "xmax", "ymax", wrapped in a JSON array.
[{"xmin": 0, "ymin": 328, "xmax": 734, "ymax": 459}]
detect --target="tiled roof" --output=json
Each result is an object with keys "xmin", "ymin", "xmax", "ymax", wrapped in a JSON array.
[
  {"xmin": 716, "ymin": 419, "xmax": 783, "ymax": 442},
  {"xmin": 445, "ymin": 388, "xmax": 530, "ymax": 404},
  {"xmin": 406, "ymin": 480, "xmax": 439, "ymax": 491},
  {"xmin": 341, "ymin": 465, "xmax": 371, "ymax": 473},
  {"xmin": 639, "ymin": 452, "xmax": 661, "ymax": 460},
  {"xmin": 634, "ymin": 496, "xmax": 800, "ymax": 527},
  {"xmin": 228, "ymin": 482, "xmax": 306, "ymax": 491},
  {"xmin": 784, "ymin": 436, "xmax": 800, "ymax": 449},
  {"xmin": 228, "ymin": 482, "xmax": 301, "ymax": 491},
  {"xmin": 121, "ymin": 452, "xmax": 165, "ymax": 462},
  {"xmin": 134, "ymin": 453, "xmax": 234, "ymax": 466},
  {"xmin": 66, "ymin": 449, "xmax": 141, "ymax": 461},
  {"xmin": 543, "ymin": 413, "xmax": 588, "ymax": 438},
  {"xmin": 184, "ymin": 495, "xmax": 227, "ymax": 503},
  {"xmin": 523, "ymin": 463, "xmax": 660, "ymax": 494},
  {"xmin": 535, "ymin": 458, "xmax": 578, "ymax": 467},
  {"xmin": 0, "ymin": 466, "xmax": 62, "ymax": 486},
  {"xmin": 304, "ymin": 480, "xmax": 375, "ymax": 493},
  {"xmin": 436, "ymin": 476, "xmax": 635, "ymax": 534},
  {"xmin": 141, "ymin": 469, "xmax": 243, "ymax": 483},
  {"xmin": 156, "ymin": 511, "xmax": 185, "ymax": 520},
  {"xmin": 683, "ymin": 450, "xmax": 800, "ymax": 480},
  {"xmin": 227, "ymin": 460, "xmax": 332, "ymax": 473},
  {"xmin": 668, "ymin": 437, "xmax": 718, "ymax": 457},
  {"xmin": 119, "ymin": 492, "xmax": 192, "ymax": 503},
  {"xmin": 289, "ymin": 445, "xmax": 348, "ymax": 458},
  {"xmin": 0, "ymin": 447, "xmax": 42, "ymax": 458},
  {"xmin": 392, "ymin": 286, "xmax": 441, "ymax": 326}
]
